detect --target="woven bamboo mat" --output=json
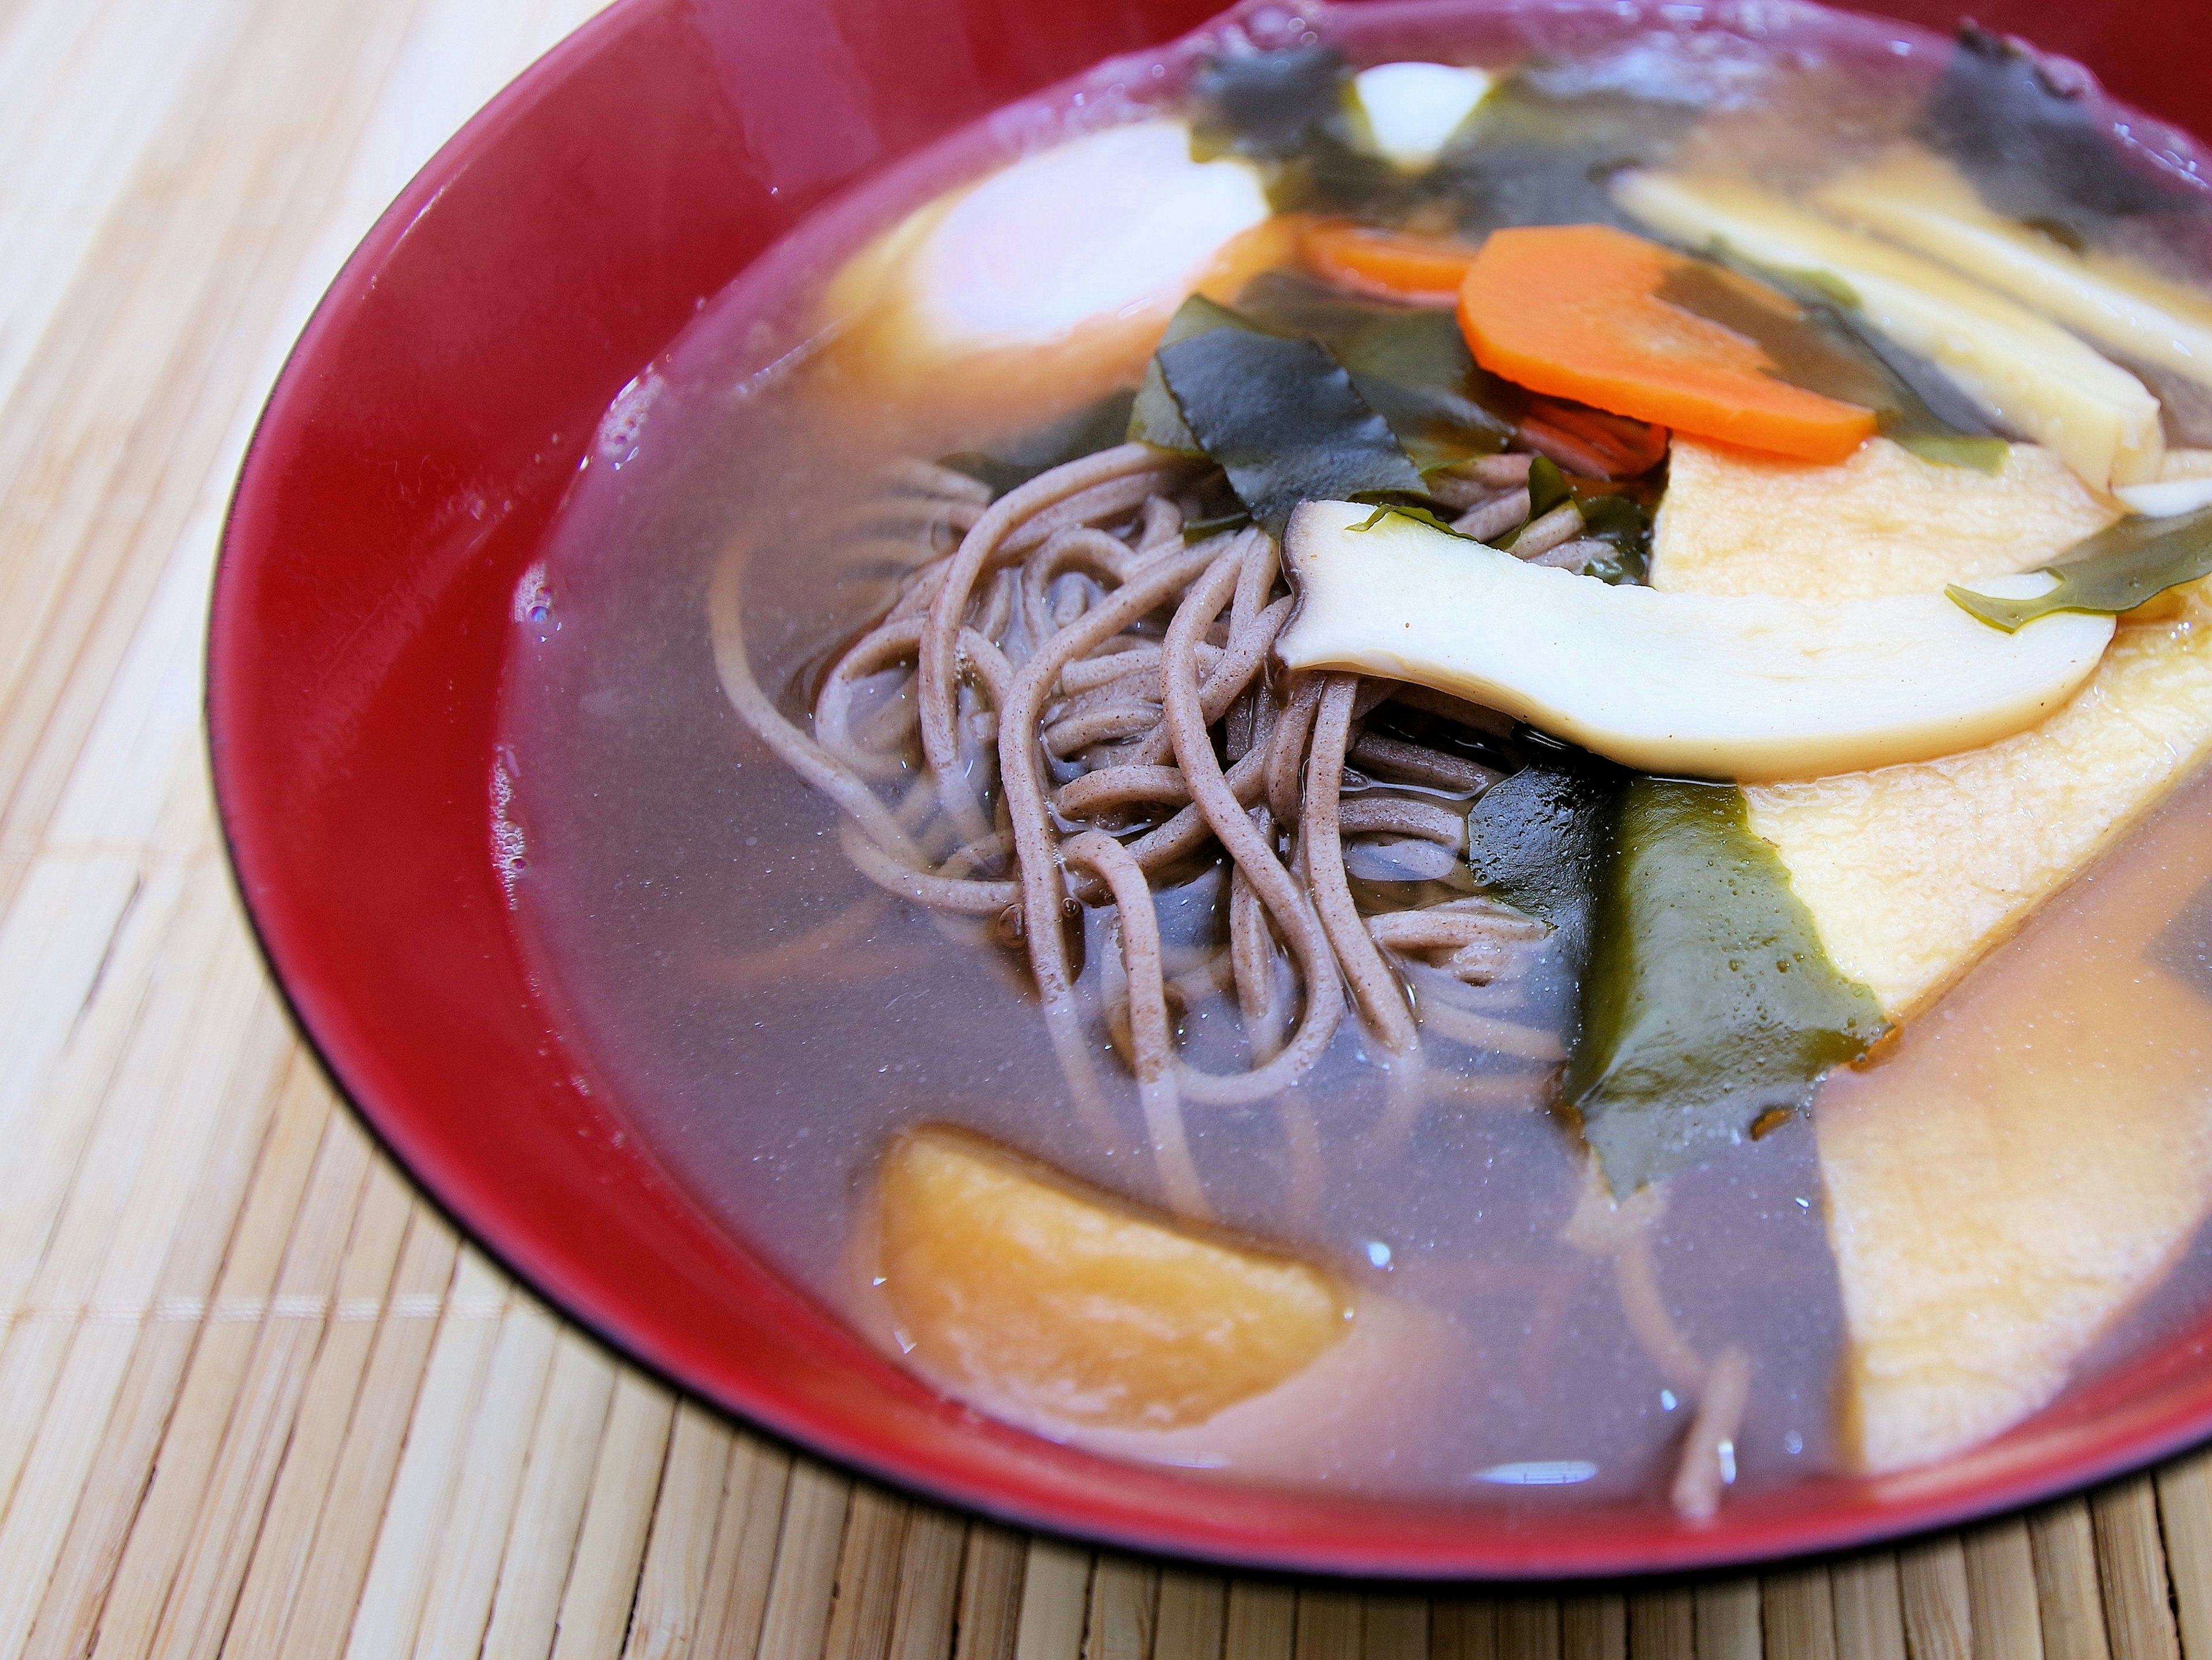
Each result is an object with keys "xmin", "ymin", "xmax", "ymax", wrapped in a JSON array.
[{"xmin": 5, "ymin": 0, "xmax": 2211, "ymax": 1654}]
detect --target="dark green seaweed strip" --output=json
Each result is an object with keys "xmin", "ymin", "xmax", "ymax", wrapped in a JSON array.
[
  {"xmin": 1565, "ymin": 779, "xmax": 1885, "ymax": 1194},
  {"xmin": 1654, "ymin": 256, "xmax": 2003, "ymax": 458},
  {"xmin": 1127, "ymin": 295, "xmax": 1240, "ymax": 455},
  {"xmin": 1232, "ymin": 273, "xmax": 1520, "ymax": 471},
  {"xmin": 1463, "ymin": 739, "xmax": 1619, "ymax": 975},
  {"xmin": 1430, "ymin": 72, "xmax": 1706, "ymax": 235},
  {"xmin": 1187, "ymin": 45, "xmax": 1404, "ymax": 214},
  {"xmin": 1154, "ymin": 316, "xmax": 1425, "ymax": 538},
  {"xmin": 1948, "ymin": 504, "xmax": 2212, "ymax": 632},
  {"xmin": 1922, "ymin": 24, "xmax": 2209, "ymax": 234},
  {"xmin": 940, "ymin": 389, "xmax": 1139, "ymax": 495}
]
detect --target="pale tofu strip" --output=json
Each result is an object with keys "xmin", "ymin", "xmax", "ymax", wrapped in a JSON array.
[
  {"xmin": 1816, "ymin": 150, "xmax": 2212, "ymax": 397},
  {"xmin": 1613, "ymin": 171, "xmax": 2164, "ymax": 490}
]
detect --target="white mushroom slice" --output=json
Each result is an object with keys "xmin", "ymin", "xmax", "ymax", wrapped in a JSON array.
[
  {"xmin": 1275, "ymin": 500, "xmax": 2112, "ymax": 782},
  {"xmin": 1817, "ymin": 149, "xmax": 2212, "ymax": 396},
  {"xmin": 1350, "ymin": 62, "xmax": 1492, "ymax": 171},
  {"xmin": 1613, "ymin": 170, "xmax": 2165, "ymax": 490}
]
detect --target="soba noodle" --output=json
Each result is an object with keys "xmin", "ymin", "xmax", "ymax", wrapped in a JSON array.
[{"xmin": 709, "ymin": 441, "xmax": 1762, "ymax": 1512}]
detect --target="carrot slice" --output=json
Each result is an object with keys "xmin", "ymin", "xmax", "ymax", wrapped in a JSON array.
[
  {"xmin": 1459, "ymin": 224, "xmax": 1877, "ymax": 463},
  {"xmin": 1305, "ymin": 221, "xmax": 1478, "ymax": 305}
]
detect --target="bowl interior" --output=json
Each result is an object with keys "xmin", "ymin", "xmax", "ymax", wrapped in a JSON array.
[{"xmin": 210, "ymin": 0, "xmax": 2212, "ymax": 1577}]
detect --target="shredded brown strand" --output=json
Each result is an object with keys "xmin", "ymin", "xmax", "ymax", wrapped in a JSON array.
[
  {"xmin": 1672, "ymin": 1347, "xmax": 1753, "ymax": 1522},
  {"xmin": 1512, "ymin": 501, "xmax": 1586, "ymax": 559},
  {"xmin": 1302, "ymin": 676, "xmax": 1421, "ymax": 1054},
  {"xmin": 999, "ymin": 544, "xmax": 1221, "ymax": 1000},
  {"xmin": 1426, "ymin": 1071, "xmax": 1547, "ymax": 1110},
  {"xmin": 709, "ymin": 554, "xmax": 939, "ymax": 867},
  {"xmin": 1349, "ymin": 733, "xmax": 1499, "ymax": 796},
  {"xmin": 877, "ymin": 457, "xmax": 994, "ymax": 502},
  {"xmin": 1055, "ymin": 766, "xmax": 1190, "ymax": 817},
  {"xmin": 1382, "ymin": 682, "xmax": 1519, "ymax": 736},
  {"xmin": 1335, "ymin": 797, "xmax": 1469, "ymax": 848},
  {"xmin": 1042, "ymin": 702, "xmax": 1164, "ymax": 758},
  {"xmin": 1058, "ymin": 644, "xmax": 1162, "ymax": 694},
  {"xmin": 836, "ymin": 819, "xmax": 1019, "ymax": 914},
  {"xmin": 1453, "ymin": 487, "xmax": 1532, "ymax": 542},
  {"xmin": 1230, "ymin": 812, "xmax": 1289, "ymax": 1064},
  {"xmin": 887, "ymin": 558, "xmax": 955, "ymax": 621},
  {"xmin": 957, "ymin": 628, "xmax": 1014, "ymax": 708},
  {"xmin": 1022, "ymin": 525, "xmax": 1134, "ymax": 640},
  {"xmin": 1120, "ymin": 590, "xmax": 1292, "ymax": 768},
  {"xmin": 1366, "ymin": 903, "xmax": 1546, "ymax": 951},
  {"xmin": 919, "ymin": 444, "xmax": 1169, "ymax": 826},
  {"xmin": 1105, "ymin": 745, "xmax": 1268, "ymax": 883},
  {"xmin": 1136, "ymin": 494, "xmax": 1184, "ymax": 553},
  {"xmin": 1001, "ymin": 467, "xmax": 1179, "ymax": 560},
  {"xmin": 1266, "ymin": 673, "xmax": 1325, "ymax": 826},
  {"xmin": 721, "ymin": 444, "xmax": 1601, "ymax": 1222},
  {"xmin": 1064, "ymin": 830, "xmax": 1210, "ymax": 1218},
  {"xmin": 1415, "ymin": 996, "xmax": 1567, "ymax": 1060},
  {"xmin": 1064, "ymin": 832, "xmax": 1173, "ymax": 1084},
  {"xmin": 1160, "ymin": 544, "xmax": 1347, "ymax": 1103}
]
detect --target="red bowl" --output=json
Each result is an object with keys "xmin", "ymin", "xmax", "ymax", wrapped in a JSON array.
[{"xmin": 209, "ymin": 0, "xmax": 2212, "ymax": 1578}]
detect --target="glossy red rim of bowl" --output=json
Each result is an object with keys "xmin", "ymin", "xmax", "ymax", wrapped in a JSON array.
[{"xmin": 209, "ymin": 0, "xmax": 2212, "ymax": 1579}]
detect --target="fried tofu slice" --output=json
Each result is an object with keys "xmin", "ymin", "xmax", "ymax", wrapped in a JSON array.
[
  {"xmin": 1746, "ymin": 609, "xmax": 2212, "ymax": 1016},
  {"xmin": 1652, "ymin": 435, "xmax": 2115, "ymax": 605},
  {"xmin": 1656, "ymin": 435, "xmax": 2212, "ymax": 1472},
  {"xmin": 1817, "ymin": 773, "xmax": 2212, "ymax": 1473},
  {"xmin": 1653, "ymin": 434, "xmax": 2212, "ymax": 1019}
]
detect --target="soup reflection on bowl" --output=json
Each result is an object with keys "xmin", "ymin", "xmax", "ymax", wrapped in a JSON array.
[{"xmin": 216, "ymin": 0, "xmax": 2212, "ymax": 1573}]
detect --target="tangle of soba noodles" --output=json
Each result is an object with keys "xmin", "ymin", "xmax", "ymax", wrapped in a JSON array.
[{"xmin": 707, "ymin": 440, "xmax": 1748, "ymax": 1511}]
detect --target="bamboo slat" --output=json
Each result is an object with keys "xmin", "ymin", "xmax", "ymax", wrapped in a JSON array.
[{"xmin": 9, "ymin": 0, "xmax": 2212, "ymax": 1655}]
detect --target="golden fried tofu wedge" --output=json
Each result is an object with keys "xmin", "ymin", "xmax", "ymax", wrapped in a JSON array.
[
  {"xmin": 1749, "ymin": 608, "xmax": 2212, "ymax": 1015},
  {"xmin": 1819, "ymin": 771, "xmax": 2212, "ymax": 1473},
  {"xmin": 869, "ymin": 1127, "xmax": 1352, "ymax": 1430},
  {"xmin": 1656, "ymin": 436, "xmax": 2211, "ymax": 1016},
  {"xmin": 1657, "ymin": 437, "xmax": 2212, "ymax": 1472},
  {"xmin": 1652, "ymin": 435, "xmax": 2116, "ymax": 603}
]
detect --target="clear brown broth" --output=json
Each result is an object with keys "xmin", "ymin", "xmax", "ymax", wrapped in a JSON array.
[{"xmin": 495, "ymin": 3, "xmax": 2212, "ymax": 1502}]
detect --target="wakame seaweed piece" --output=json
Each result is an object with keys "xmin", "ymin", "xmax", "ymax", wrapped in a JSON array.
[
  {"xmin": 1230, "ymin": 273, "xmax": 1522, "ymax": 469},
  {"xmin": 1948, "ymin": 504, "xmax": 2212, "ymax": 632},
  {"xmin": 1463, "ymin": 738, "xmax": 1621, "ymax": 973},
  {"xmin": 1655, "ymin": 256, "xmax": 2001, "ymax": 452},
  {"xmin": 1155, "ymin": 312, "xmax": 1426, "ymax": 538},
  {"xmin": 942, "ymin": 389, "xmax": 1141, "ymax": 494},
  {"xmin": 1345, "ymin": 502, "xmax": 1477, "ymax": 540},
  {"xmin": 1893, "ymin": 435, "xmax": 2010, "ymax": 474},
  {"xmin": 1567, "ymin": 778, "xmax": 1887, "ymax": 1194},
  {"xmin": 1430, "ymin": 75, "xmax": 1706, "ymax": 235},
  {"xmin": 2151, "ymin": 876, "xmax": 2212, "ymax": 1004},
  {"xmin": 1128, "ymin": 294, "xmax": 1241, "ymax": 454},
  {"xmin": 1187, "ymin": 45, "xmax": 1403, "ymax": 213},
  {"xmin": 1922, "ymin": 24, "xmax": 2209, "ymax": 230},
  {"xmin": 1574, "ymin": 493, "xmax": 1651, "ymax": 585},
  {"xmin": 1182, "ymin": 511, "xmax": 1252, "ymax": 543}
]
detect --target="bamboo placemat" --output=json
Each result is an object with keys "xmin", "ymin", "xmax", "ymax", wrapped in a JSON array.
[{"xmin": 4, "ymin": 0, "xmax": 2210, "ymax": 1654}]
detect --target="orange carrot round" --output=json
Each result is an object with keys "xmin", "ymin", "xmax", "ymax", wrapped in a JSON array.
[
  {"xmin": 1457, "ymin": 224, "xmax": 1877, "ymax": 463},
  {"xmin": 1305, "ymin": 221, "xmax": 1479, "ymax": 305}
]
